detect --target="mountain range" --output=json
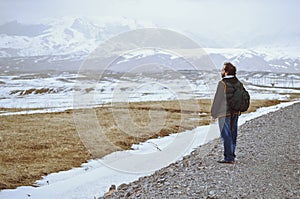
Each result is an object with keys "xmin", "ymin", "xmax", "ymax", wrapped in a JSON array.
[{"xmin": 0, "ymin": 17, "xmax": 299, "ymax": 73}]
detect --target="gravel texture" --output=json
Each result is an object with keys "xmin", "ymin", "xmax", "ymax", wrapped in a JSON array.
[{"xmin": 101, "ymin": 103, "xmax": 300, "ymax": 199}]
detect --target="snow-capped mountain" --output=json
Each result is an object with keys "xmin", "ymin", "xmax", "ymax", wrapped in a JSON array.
[
  {"xmin": 0, "ymin": 17, "xmax": 299, "ymax": 73},
  {"xmin": 111, "ymin": 48, "xmax": 300, "ymax": 73},
  {"xmin": 205, "ymin": 48, "xmax": 300, "ymax": 72},
  {"xmin": 0, "ymin": 17, "xmax": 152, "ymax": 57}
]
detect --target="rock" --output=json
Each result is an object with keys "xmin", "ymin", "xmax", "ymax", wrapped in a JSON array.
[
  {"xmin": 104, "ymin": 184, "xmax": 117, "ymax": 197},
  {"xmin": 209, "ymin": 190, "xmax": 216, "ymax": 195},
  {"xmin": 117, "ymin": 183, "xmax": 127, "ymax": 191},
  {"xmin": 125, "ymin": 191, "xmax": 131, "ymax": 198}
]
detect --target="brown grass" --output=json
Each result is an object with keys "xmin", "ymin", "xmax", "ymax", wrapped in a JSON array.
[
  {"xmin": 10, "ymin": 88, "xmax": 58, "ymax": 96},
  {"xmin": 0, "ymin": 99, "xmax": 285, "ymax": 189}
]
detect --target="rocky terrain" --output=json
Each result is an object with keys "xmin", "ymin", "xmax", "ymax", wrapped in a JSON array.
[{"xmin": 102, "ymin": 102, "xmax": 300, "ymax": 198}]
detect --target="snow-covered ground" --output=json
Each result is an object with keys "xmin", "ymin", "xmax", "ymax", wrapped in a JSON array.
[
  {"xmin": 0, "ymin": 71, "xmax": 299, "ymax": 115},
  {"xmin": 0, "ymin": 71, "xmax": 210, "ymax": 115},
  {"xmin": 0, "ymin": 101, "xmax": 298, "ymax": 199}
]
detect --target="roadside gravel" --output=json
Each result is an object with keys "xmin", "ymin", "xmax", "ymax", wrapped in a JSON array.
[{"xmin": 102, "ymin": 102, "xmax": 300, "ymax": 198}]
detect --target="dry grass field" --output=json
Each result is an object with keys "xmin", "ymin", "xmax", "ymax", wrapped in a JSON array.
[{"xmin": 0, "ymin": 99, "xmax": 286, "ymax": 189}]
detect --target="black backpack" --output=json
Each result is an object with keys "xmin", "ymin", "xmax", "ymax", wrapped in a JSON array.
[{"xmin": 226, "ymin": 81, "xmax": 250, "ymax": 112}]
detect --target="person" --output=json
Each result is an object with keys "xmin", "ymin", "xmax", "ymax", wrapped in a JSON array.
[{"xmin": 211, "ymin": 62, "xmax": 242, "ymax": 164}]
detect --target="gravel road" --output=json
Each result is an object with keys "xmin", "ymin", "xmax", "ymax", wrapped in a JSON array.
[{"xmin": 102, "ymin": 102, "xmax": 300, "ymax": 198}]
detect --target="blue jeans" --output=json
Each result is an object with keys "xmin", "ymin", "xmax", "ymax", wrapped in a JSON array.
[{"xmin": 218, "ymin": 114, "xmax": 238, "ymax": 162}]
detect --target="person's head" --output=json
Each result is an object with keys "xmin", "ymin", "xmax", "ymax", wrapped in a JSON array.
[{"xmin": 221, "ymin": 62, "xmax": 236, "ymax": 78}]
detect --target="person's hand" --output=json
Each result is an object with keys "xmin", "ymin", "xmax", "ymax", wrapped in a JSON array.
[{"xmin": 211, "ymin": 116, "xmax": 217, "ymax": 123}]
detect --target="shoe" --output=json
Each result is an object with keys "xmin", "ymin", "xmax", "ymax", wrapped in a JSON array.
[{"xmin": 217, "ymin": 160, "xmax": 234, "ymax": 164}]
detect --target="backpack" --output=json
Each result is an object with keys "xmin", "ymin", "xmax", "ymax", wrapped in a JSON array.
[{"xmin": 226, "ymin": 81, "xmax": 250, "ymax": 112}]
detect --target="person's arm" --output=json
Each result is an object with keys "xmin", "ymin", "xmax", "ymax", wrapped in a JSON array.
[{"xmin": 211, "ymin": 81, "xmax": 225, "ymax": 119}]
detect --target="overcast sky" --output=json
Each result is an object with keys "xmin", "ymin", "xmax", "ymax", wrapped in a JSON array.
[{"xmin": 1, "ymin": 0, "xmax": 299, "ymax": 47}]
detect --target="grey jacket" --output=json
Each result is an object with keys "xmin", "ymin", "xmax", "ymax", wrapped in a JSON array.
[{"xmin": 211, "ymin": 76, "xmax": 241, "ymax": 118}]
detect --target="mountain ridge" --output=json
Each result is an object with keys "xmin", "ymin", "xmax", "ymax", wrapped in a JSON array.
[{"xmin": 0, "ymin": 17, "xmax": 299, "ymax": 73}]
